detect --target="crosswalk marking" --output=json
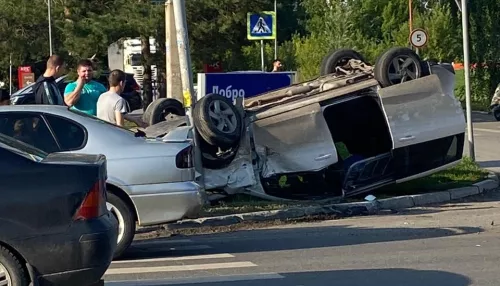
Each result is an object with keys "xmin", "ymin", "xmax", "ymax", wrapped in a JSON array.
[
  {"xmin": 105, "ymin": 261, "xmax": 258, "ymax": 275},
  {"xmin": 112, "ymin": 253, "xmax": 234, "ymax": 264}
]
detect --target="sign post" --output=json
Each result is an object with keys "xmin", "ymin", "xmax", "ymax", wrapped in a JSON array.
[
  {"xmin": 409, "ymin": 28, "xmax": 428, "ymax": 54},
  {"xmin": 247, "ymin": 11, "xmax": 277, "ymax": 72}
]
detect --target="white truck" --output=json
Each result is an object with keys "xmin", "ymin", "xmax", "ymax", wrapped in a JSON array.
[{"xmin": 107, "ymin": 37, "xmax": 158, "ymax": 88}]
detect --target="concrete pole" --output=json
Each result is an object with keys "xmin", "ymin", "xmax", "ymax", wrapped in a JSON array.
[
  {"xmin": 274, "ymin": 0, "xmax": 277, "ymax": 60},
  {"xmin": 48, "ymin": 0, "xmax": 53, "ymax": 55},
  {"xmin": 165, "ymin": 0, "xmax": 183, "ymax": 102},
  {"xmin": 461, "ymin": 0, "xmax": 475, "ymax": 160},
  {"xmin": 171, "ymin": 0, "xmax": 205, "ymax": 187},
  {"xmin": 9, "ymin": 53, "xmax": 13, "ymax": 95}
]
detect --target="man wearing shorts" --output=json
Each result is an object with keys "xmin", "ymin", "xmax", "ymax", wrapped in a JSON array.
[{"xmin": 64, "ymin": 59, "xmax": 106, "ymax": 116}]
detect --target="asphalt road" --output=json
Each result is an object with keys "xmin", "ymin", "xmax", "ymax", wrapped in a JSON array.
[
  {"xmin": 103, "ymin": 189, "xmax": 500, "ymax": 286},
  {"xmin": 466, "ymin": 112, "xmax": 500, "ymax": 173}
]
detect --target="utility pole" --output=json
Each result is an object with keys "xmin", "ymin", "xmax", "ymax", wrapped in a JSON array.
[
  {"xmin": 274, "ymin": 0, "xmax": 277, "ymax": 60},
  {"xmin": 171, "ymin": 0, "xmax": 205, "ymax": 187},
  {"xmin": 164, "ymin": 0, "xmax": 183, "ymax": 102},
  {"xmin": 48, "ymin": 0, "xmax": 53, "ymax": 55},
  {"xmin": 461, "ymin": 0, "xmax": 474, "ymax": 160},
  {"xmin": 9, "ymin": 53, "xmax": 13, "ymax": 95}
]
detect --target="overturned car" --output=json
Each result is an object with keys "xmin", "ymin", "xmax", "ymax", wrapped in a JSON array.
[{"xmin": 145, "ymin": 47, "xmax": 465, "ymax": 201}]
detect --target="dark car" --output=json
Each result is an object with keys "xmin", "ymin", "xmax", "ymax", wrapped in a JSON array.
[
  {"xmin": 0, "ymin": 133, "xmax": 118, "ymax": 286},
  {"xmin": 10, "ymin": 72, "xmax": 143, "ymax": 111}
]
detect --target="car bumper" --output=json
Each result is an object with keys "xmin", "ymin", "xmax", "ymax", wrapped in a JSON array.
[
  {"xmin": 17, "ymin": 213, "xmax": 118, "ymax": 286},
  {"xmin": 129, "ymin": 181, "xmax": 206, "ymax": 226}
]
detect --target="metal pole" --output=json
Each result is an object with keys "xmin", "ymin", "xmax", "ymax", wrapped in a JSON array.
[
  {"xmin": 9, "ymin": 53, "xmax": 12, "ymax": 95},
  {"xmin": 261, "ymin": 40, "xmax": 265, "ymax": 71},
  {"xmin": 48, "ymin": 0, "xmax": 53, "ymax": 55},
  {"xmin": 172, "ymin": 0, "xmax": 205, "ymax": 187},
  {"xmin": 274, "ymin": 0, "xmax": 277, "ymax": 60},
  {"xmin": 461, "ymin": 0, "xmax": 474, "ymax": 160}
]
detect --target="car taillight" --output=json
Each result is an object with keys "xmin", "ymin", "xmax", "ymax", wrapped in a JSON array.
[
  {"xmin": 176, "ymin": 145, "xmax": 193, "ymax": 169},
  {"xmin": 73, "ymin": 180, "xmax": 106, "ymax": 220}
]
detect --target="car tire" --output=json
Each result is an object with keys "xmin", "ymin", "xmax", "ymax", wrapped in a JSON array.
[
  {"xmin": 106, "ymin": 192, "xmax": 135, "ymax": 260},
  {"xmin": 492, "ymin": 105, "xmax": 500, "ymax": 121},
  {"xmin": 320, "ymin": 49, "xmax": 366, "ymax": 76},
  {"xmin": 0, "ymin": 246, "xmax": 29, "ymax": 286},
  {"xmin": 142, "ymin": 98, "xmax": 186, "ymax": 126},
  {"xmin": 374, "ymin": 47, "xmax": 424, "ymax": 88},
  {"xmin": 193, "ymin": 93, "xmax": 242, "ymax": 148}
]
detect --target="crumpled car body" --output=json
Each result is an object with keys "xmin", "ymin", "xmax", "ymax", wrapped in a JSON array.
[{"xmin": 201, "ymin": 62, "xmax": 466, "ymax": 200}]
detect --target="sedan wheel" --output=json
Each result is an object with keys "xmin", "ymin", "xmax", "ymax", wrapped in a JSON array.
[
  {"xmin": 107, "ymin": 202, "xmax": 125, "ymax": 244},
  {"xmin": 106, "ymin": 192, "xmax": 136, "ymax": 260},
  {"xmin": 0, "ymin": 263, "xmax": 12, "ymax": 286}
]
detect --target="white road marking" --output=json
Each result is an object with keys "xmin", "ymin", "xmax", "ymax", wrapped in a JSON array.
[
  {"xmin": 472, "ymin": 128, "xmax": 500, "ymax": 134},
  {"xmin": 105, "ymin": 273, "xmax": 284, "ymax": 285},
  {"xmin": 112, "ymin": 253, "xmax": 234, "ymax": 264},
  {"xmin": 105, "ymin": 261, "xmax": 257, "ymax": 275}
]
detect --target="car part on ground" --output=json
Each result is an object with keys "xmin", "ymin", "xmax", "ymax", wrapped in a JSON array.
[
  {"xmin": 0, "ymin": 134, "xmax": 117, "ymax": 285},
  {"xmin": 320, "ymin": 49, "xmax": 367, "ymax": 76},
  {"xmin": 142, "ymin": 98, "xmax": 186, "ymax": 126},
  {"xmin": 193, "ymin": 93, "xmax": 243, "ymax": 149},
  {"xmin": 0, "ymin": 105, "xmax": 205, "ymax": 260}
]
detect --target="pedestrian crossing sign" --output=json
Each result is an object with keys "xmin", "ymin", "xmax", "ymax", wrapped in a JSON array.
[{"xmin": 247, "ymin": 11, "xmax": 276, "ymax": 40}]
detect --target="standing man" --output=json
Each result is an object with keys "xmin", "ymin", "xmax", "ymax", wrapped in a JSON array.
[
  {"xmin": 32, "ymin": 55, "xmax": 66, "ymax": 105},
  {"xmin": 97, "ymin": 69, "xmax": 147, "ymax": 127},
  {"xmin": 64, "ymin": 59, "xmax": 106, "ymax": 116},
  {"xmin": 0, "ymin": 89, "xmax": 9, "ymax": 106}
]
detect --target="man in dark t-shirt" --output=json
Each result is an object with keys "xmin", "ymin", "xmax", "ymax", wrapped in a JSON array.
[{"xmin": 32, "ymin": 55, "xmax": 66, "ymax": 105}]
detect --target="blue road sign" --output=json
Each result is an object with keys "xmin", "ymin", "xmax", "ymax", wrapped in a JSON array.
[
  {"xmin": 247, "ymin": 11, "xmax": 276, "ymax": 40},
  {"xmin": 197, "ymin": 72, "xmax": 296, "ymax": 101}
]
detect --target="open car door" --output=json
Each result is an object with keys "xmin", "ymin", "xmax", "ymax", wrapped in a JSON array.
[{"xmin": 376, "ymin": 65, "xmax": 466, "ymax": 182}]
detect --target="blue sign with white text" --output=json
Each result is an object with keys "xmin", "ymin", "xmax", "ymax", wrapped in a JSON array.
[
  {"xmin": 203, "ymin": 72, "xmax": 295, "ymax": 100},
  {"xmin": 247, "ymin": 12, "xmax": 276, "ymax": 40}
]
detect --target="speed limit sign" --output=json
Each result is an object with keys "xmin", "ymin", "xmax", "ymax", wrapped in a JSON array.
[{"xmin": 409, "ymin": 29, "xmax": 428, "ymax": 48}]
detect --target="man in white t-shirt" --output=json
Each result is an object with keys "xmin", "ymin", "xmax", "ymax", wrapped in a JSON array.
[{"xmin": 97, "ymin": 69, "xmax": 146, "ymax": 127}]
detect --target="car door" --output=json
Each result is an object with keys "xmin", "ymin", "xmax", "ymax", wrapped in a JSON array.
[
  {"xmin": 0, "ymin": 112, "xmax": 61, "ymax": 153},
  {"xmin": 377, "ymin": 66, "xmax": 466, "ymax": 181}
]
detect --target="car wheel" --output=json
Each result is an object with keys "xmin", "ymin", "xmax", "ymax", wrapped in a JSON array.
[
  {"xmin": 193, "ymin": 93, "xmax": 242, "ymax": 148},
  {"xmin": 106, "ymin": 192, "xmax": 135, "ymax": 259},
  {"xmin": 493, "ymin": 105, "xmax": 500, "ymax": 121},
  {"xmin": 374, "ymin": 47, "xmax": 424, "ymax": 88},
  {"xmin": 320, "ymin": 49, "xmax": 366, "ymax": 76},
  {"xmin": 143, "ymin": 98, "xmax": 186, "ymax": 126},
  {"xmin": 0, "ymin": 246, "xmax": 29, "ymax": 286}
]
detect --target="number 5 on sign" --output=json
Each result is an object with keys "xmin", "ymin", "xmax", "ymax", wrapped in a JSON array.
[{"xmin": 410, "ymin": 29, "xmax": 428, "ymax": 48}]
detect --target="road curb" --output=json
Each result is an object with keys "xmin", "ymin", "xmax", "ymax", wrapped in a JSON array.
[{"xmin": 164, "ymin": 174, "xmax": 499, "ymax": 231}]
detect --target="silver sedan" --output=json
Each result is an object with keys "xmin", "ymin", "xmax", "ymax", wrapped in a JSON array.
[{"xmin": 0, "ymin": 105, "xmax": 206, "ymax": 258}]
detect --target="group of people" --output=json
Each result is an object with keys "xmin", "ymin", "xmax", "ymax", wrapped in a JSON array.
[{"xmin": 1, "ymin": 54, "xmax": 147, "ymax": 128}]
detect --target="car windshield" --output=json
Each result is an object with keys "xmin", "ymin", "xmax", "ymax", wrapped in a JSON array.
[
  {"xmin": 0, "ymin": 133, "xmax": 47, "ymax": 162},
  {"xmin": 68, "ymin": 108, "xmax": 145, "ymax": 137}
]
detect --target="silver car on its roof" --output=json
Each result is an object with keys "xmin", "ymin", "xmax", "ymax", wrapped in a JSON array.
[{"xmin": 0, "ymin": 105, "xmax": 205, "ymax": 258}]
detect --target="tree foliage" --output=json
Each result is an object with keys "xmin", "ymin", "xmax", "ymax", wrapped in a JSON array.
[{"xmin": 0, "ymin": 0, "xmax": 499, "ymax": 107}]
